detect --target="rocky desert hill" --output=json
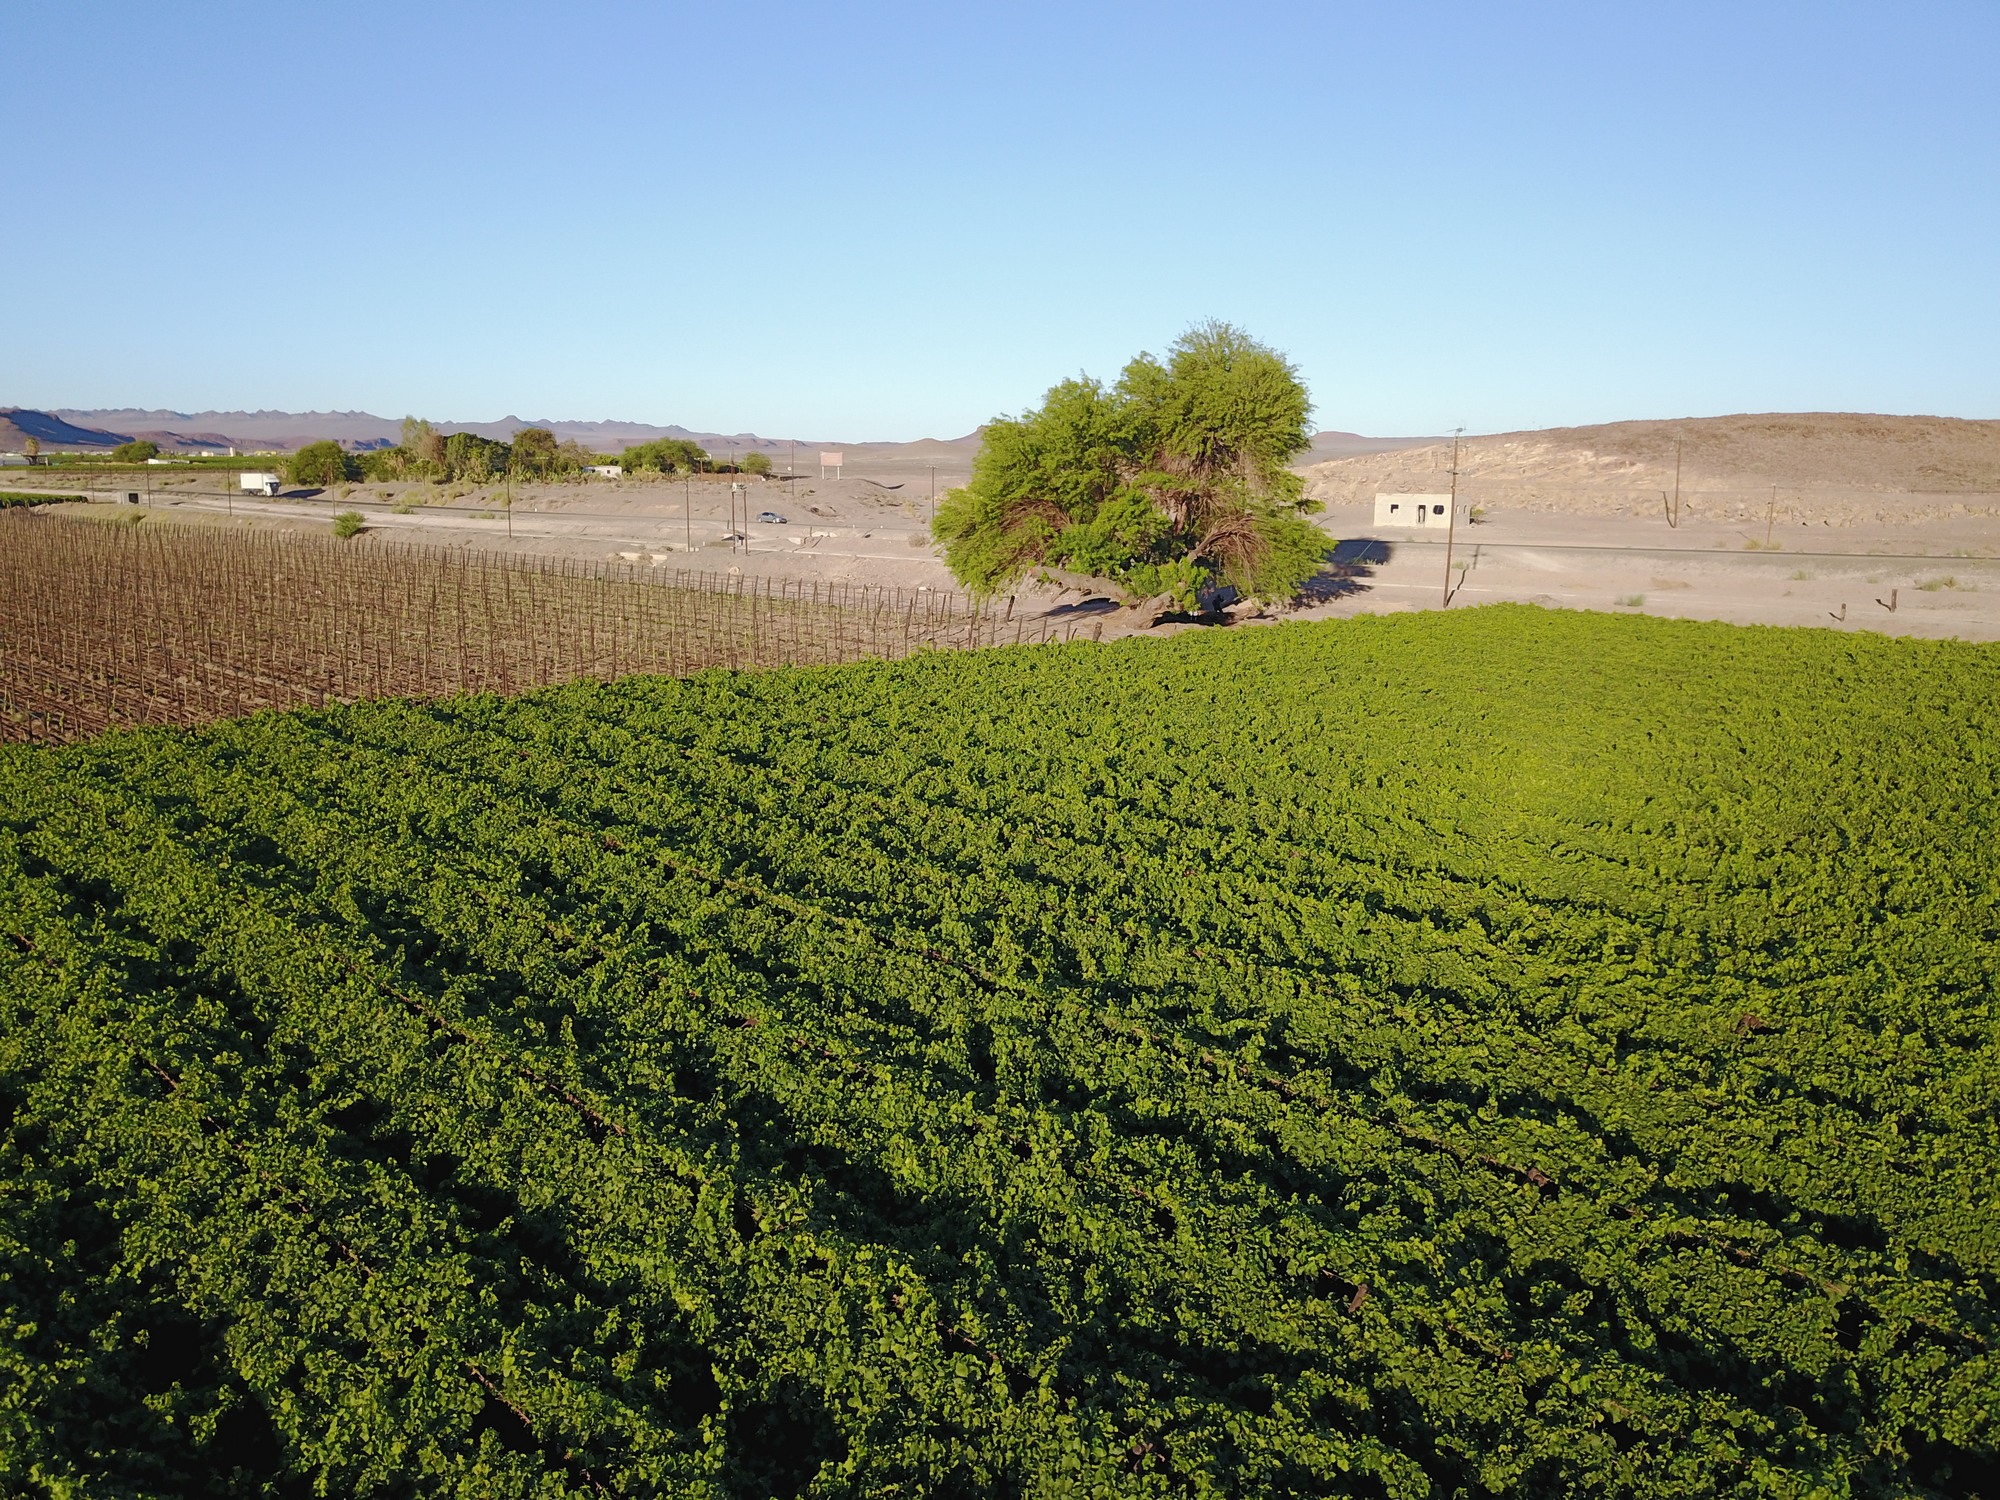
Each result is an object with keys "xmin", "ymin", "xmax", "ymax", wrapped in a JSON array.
[
  {"xmin": 0, "ymin": 408, "xmax": 133, "ymax": 451},
  {"xmin": 1302, "ymin": 413, "xmax": 2000, "ymax": 526}
]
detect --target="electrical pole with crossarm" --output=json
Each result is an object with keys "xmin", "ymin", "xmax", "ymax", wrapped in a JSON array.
[{"xmin": 1441, "ymin": 427, "xmax": 1463, "ymax": 607}]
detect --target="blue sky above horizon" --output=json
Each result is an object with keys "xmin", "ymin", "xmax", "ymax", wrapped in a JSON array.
[{"xmin": 6, "ymin": 1, "xmax": 1995, "ymax": 440}]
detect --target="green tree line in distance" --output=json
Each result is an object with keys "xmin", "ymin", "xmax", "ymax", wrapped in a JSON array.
[{"xmin": 283, "ymin": 424, "xmax": 776, "ymax": 487}]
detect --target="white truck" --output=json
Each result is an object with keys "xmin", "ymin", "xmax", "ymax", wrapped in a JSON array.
[{"xmin": 240, "ymin": 471, "xmax": 283, "ymax": 497}]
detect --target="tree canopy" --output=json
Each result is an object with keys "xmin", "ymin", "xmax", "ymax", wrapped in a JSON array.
[
  {"xmin": 618, "ymin": 437, "xmax": 709, "ymax": 475},
  {"xmin": 285, "ymin": 441, "xmax": 358, "ymax": 486},
  {"xmin": 357, "ymin": 419, "xmax": 590, "ymax": 484},
  {"xmin": 510, "ymin": 427, "xmax": 560, "ymax": 478},
  {"xmin": 110, "ymin": 441, "xmax": 159, "ymax": 464},
  {"xmin": 443, "ymin": 430, "xmax": 510, "ymax": 482},
  {"xmin": 932, "ymin": 323, "xmax": 1327, "ymax": 606}
]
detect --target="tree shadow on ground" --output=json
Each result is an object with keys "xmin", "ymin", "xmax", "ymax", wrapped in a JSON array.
[
  {"xmin": 1045, "ymin": 596, "xmax": 1123, "ymax": 618},
  {"xmin": 1297, "ymin": 537, "xmax": 1393, "ymax": 604}
]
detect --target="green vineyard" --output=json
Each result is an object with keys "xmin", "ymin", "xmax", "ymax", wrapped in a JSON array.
[{"xmin": 1, "ymin": 607, "xmax": 1994, "ymax": 1497}]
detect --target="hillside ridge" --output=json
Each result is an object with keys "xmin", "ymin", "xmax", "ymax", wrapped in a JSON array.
[{"xmin": 1304, "ymin": 411, "xmax": 2000, "ymax": 516}]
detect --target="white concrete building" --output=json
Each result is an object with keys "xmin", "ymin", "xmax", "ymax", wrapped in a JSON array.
[{"xmin": 1374, "ymin": 493, "xmax": 1459, "ymax": 528}]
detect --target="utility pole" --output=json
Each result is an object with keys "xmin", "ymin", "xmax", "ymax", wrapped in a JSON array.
[
  {"xmin": 1766, "ymin": 485, "xmax": 1776, "ymax": 549},
  {"xmin": 1441, "ymin": 427, "xmax": 1463, "ymax": 607},
  {"xmin": 929, "ymin": 464, "xmax": 936, "ymax": 524},
  {"xmin": 1671, "ymin": 439, "xmax": 1682, "ymax": 528},
  {"xmin": 684, "ymin": 472, "xmax": 691, "ymax": 552}
]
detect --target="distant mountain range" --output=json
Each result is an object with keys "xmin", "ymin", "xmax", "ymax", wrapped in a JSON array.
[
  {"xmin": 1, "ymin": 407, "xmax": 1433, "ymax": 465},
  {"xmin": 1, "ymin": 407, "xmax": 866, "ymax": 456}
]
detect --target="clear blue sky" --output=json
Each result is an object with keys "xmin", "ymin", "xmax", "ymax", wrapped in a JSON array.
[{"xmin": 7, "ymin": 1, "xmax": 1995, "ymax": 439}]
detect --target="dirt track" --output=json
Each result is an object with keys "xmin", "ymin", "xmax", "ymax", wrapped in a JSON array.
[{"xmin": 1284, "ymin": 505, "xmax": 2000, "ymax": 642}]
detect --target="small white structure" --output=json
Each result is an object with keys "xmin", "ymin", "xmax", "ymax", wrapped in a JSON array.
[
  {"xmin": 585, "ymin": 464, "xmax": 620, "ymax": 477},
  {"xmin": 1374, "ymin": 492, "xmax": 1457, "ymax": 528},
  {"xmin": 240, "ymin": 471, "xmax": 283, "ymax": 497},
  {"xmin": 0, "ymin": 453, "xmax": 29, "ymax": 467}
]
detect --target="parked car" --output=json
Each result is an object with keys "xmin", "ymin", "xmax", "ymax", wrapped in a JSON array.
[{"xmin": 755, "ymin": 511, "xmax": 787, "ymax": 524}]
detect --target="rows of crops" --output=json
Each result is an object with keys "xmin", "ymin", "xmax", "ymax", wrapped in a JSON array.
[
  {"xmin": 0, "ymin": 510, "xmax": 1085, "ymax": 743},
  {"xmin": 2, "ymin": 607, "xmax": 1996, "ymax": 1496}
]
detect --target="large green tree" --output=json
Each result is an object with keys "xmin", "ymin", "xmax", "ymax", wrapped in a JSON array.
[
  {"xmin": 285, "ymin": 440, "xmax": 358, "ymax": 486},
  {"xmin": 933, "ymin": 323, "xmax": 1327, "ymax": 606},
  {"xmin": 618, "ymin": 437, "xmax": 708, "ymax": 475},
  {"xmin": 442, "ymin": 429, "xmax": 509, "ymax": 482},
  {"xmin": 510, "ymin": 427, "xmax": 560, "ymax": 478},
  {"xmin": 401, "ymin": 416, "xmax": 446, "ymax": 471}
]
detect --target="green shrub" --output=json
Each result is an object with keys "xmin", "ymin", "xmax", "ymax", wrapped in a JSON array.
[{"xmin": 331, "ymin": 510, "xmax": 365, "ymax": 539}]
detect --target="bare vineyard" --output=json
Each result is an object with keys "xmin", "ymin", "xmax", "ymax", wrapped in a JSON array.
[{"xmin": 0, "ymin": 511, "xmax": 1094, "ymax": 744}]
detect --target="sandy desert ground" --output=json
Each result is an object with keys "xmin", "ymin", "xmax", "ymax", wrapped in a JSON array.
[{"xmin": 18, "ymin": 412, "xmax": 2000, "ymax": 642}]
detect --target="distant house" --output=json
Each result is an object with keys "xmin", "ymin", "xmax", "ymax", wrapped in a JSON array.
[
  {"xmin": 0, "ymin": 453, "xmax": 29, "ymax": 467},
  {"xmin": 1373, "ymin": 493, "xmax": 1458, "ymax": 528}
]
